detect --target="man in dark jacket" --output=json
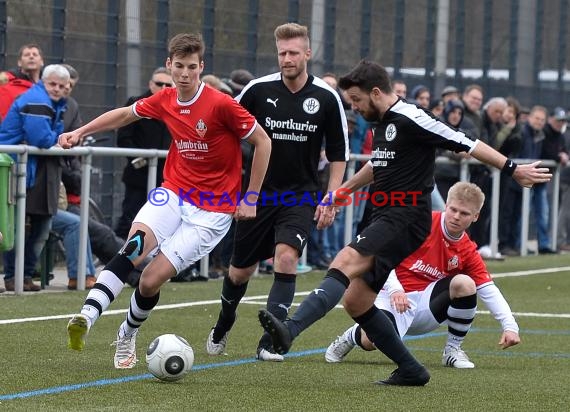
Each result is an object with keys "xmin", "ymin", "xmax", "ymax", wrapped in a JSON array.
[
  {"xmin": 519, "ymin": 106, "xmax": 553, "ymax": 254},
  {"xmin": 115, "ymin": 67, "xmax": 172, "ymax": 238},
  {"xmin": 0, "ymin": 64, "xmax": 69, "ymax": 291},
  {"xmin": 468, "ymin": 97, "xmax": 507, "ymax": 254},
  {"xmin": 540, "ymin": 107, "xmax": 569, "ymax": 253}
]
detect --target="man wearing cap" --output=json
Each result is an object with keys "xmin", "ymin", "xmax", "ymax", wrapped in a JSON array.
[
  {"xmin": 441, "ymin": 86, "xmax": 460, "ymax": 104},
  {"xmin": 224, "ymin": 69, "xmax": 255, "ymax": 97},
  {"xmin": 543, "ymin": 107, "xmax": 569, "ymax": 165},
  {"xmin": 542, "ymin": 107, "xmax": 569, "ymax": 253}
]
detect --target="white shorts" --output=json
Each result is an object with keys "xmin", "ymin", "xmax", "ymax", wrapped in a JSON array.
[
  {"xmin": 134, "ymin": 188, "xmax": 233, "ymax": 273},
  {"xmin": 374, "ymin": 279, "xmax": 441, "ymax": 337}
]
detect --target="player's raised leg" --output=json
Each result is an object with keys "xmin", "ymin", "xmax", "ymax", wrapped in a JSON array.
[{"xmin": 67, "ymin": 226, "xmax": 155, "ymax": 351}]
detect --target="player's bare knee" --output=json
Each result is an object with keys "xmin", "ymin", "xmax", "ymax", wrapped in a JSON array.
[
  {"xmin": 273, "ymin": 243, "xmax": 299, "ymax": 272},
  {"xmin": 343, "ymin": 288, "xmax": 375, "ymax": 316},
  {"xmin": 450, "ymin": 274, "xmax": 476, "ymax": 297},
  {"xmin": 328, "ymin": 248, "xmax": 350, "ymax": 268},
  {"xmin": 331, "ymin": 247, "xmax": 371, "ymax": 278},
  {"xmin": 342, "ymin": 295, "xmax": 361, "ymax": 316},
  {"xmin": 273, "ymin": 250, "xmax": 298, "ymax": 273},
  {"xmin": 138, "ymin": 278, "xmax": 160, "ymax": 297},
  {"xmin": 228, "ymin": 265, "xmax": 255, "ymax": 284}
]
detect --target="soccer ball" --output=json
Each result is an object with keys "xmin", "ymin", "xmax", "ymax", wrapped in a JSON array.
[{"xmin": 146, "ymin": 334, "xmax": 194, "ymax": 382}]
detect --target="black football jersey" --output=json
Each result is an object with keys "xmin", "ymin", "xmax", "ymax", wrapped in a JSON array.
[
  {"xmin": 237, "ymin": 72, "xmax": 349, "ymax": 194},
  {"xmin": 369, "ymin": 99, "xmax": 477, "ymax": 205}
]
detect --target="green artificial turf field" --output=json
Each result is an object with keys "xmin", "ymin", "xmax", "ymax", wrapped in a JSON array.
[{"xmin": 1, "ymin": 254, "xmax": 569, "ymax": 411}]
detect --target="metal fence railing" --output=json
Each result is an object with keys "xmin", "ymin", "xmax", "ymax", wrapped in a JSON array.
[{"xmin": 0, "ymin": 145, "xmax": 560, "ymax": 294}]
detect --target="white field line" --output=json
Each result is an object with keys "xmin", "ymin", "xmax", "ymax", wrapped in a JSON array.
[
  {"xmin": 240, "ymin": 300, "xmax": 570, "ymax": 318},
  {"xmin": 1, "ymin": 266, "xmax": 569, "ymax": 325},
  {"xmin": 490, "ymin": 266, "xmax": 570, "ymax": 278}
]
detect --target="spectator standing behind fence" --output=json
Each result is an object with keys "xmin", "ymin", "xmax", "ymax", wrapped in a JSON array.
[
  {"xmin": 114, "ymin": 67, "xmax": 173, "ymax": 239},
  {"xmin": 410, "ymin": 84, "xmax": 430, "ymax": 109},
  {"xmin": 518, "ymin": 106, "xmax": 552, "ymax": 254},
  {"xmin": 496, "ymin": 98, "xmax": 523, "ymax": 256},
  {"xmin": 557, "ymin": 117, "xmax": 570, "ymax": 251},
  {"xmin": 469, "ymin": 97, "xmax": 508, "ymax": 258},
  {"xmin": 539, "ymin": 107, "xmax": 569, "ymax": 254},
  {"xmin": 461, "ymin": 84, "xmax": 484, "ymax": 136},
  {"xmin": 50, "ymin": 63, "xmax": 98, "ymax": 290},
  {"xmin": 0, "ymin": 43, "xmax": 44, "ymax": 120},
  {"xmin": 435, "ymin": 99, "xmax": 469, "ymax": 200},
  {"xmin": 391, "ymin": 79, "xmax": 407, "ymax": 99},
  {"xmin": 0, "ymin": 64, "xmax": 70, "ymax": 292}
]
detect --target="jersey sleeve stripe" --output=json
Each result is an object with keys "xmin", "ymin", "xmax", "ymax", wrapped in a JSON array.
[
  {"xmin": 312, "ymin": 76, "xmax": 350, "ymax": 161},
  {"xmin": 394, "ymin": 101, "xmax": 477, "ymax": 153},
  {"xmin": 240, "ymin": 120, "xmax": 258, "ymax": 140}
]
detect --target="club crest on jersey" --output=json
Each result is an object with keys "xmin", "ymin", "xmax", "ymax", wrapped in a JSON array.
[
  {"xmin": 385, "ymin": 123, "xmax": 397, "ymax": 141},
  {"xmin": 303, "ymin": 97, "xmax": 320, "ymax": 114},
  {"xmin": 447, "ymin": 255, "xmax": 459, "ymax": 271},
  {"xmin": 195, "ymin": 119, "xmax": 207, "ymax": 138}
]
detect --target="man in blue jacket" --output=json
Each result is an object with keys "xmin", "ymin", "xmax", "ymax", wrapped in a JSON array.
[{"xmin": 0, "ymin": 64, "xmax": 69, "ymax": 291}]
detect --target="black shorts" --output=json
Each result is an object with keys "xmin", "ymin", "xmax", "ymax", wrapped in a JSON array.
[
  {"xmin": 358, "ymin": 199, "xmax": 431, "ymax": 293},
  {"xmin": 231, "ymin": 203, "xmax": 315, "ymax": 268}
]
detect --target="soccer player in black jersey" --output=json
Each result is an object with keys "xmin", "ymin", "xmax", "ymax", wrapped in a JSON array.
[
  {"xmin": 259, "ymin": 60, "xmax": 551, "ymax": 385},
  {"xmin": 207, "ymin": 23, "xmax": 349, "ymax": 361}
]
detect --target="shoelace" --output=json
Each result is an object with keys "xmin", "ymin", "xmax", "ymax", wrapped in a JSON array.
[
  {"xmin": 112, "ymin": 336, "xmax": 136, "ymax": 355},
  {"xmin": 331, "ymin": 337, "xmax": 353, "ymax": 356}
]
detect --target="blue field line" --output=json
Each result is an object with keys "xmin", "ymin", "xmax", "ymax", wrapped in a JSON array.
[
  {"xmin": 0, "ymin": 329, "xmax": 567, "ymax": 401},
  {"xmin": 0, "ymin": 332, "xmax": 445, "ymax": 401}
]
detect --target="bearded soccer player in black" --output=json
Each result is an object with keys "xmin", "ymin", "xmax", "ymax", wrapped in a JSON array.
[
  {"xmin": 206, "ymin": 23, "xmax": 349, "ymax": 361},
  {"xmin": 258, "ymin": 60, "xmax": 552, "ymax": 385}
]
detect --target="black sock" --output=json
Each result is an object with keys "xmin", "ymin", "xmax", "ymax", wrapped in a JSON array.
[
  {"xmin": 259, "ymin": 272, "xmax": 296, "ymax": 349},
  {"xmin": 104, "ymin": 254, "xmax": 135, "ymax": 284},
  {"xmin": 287, "ymin": 268, "xmax": 349, "ymax": 339},
  {"xmin": 122, "ymin": 287, "xmax": 160, "ymax": 335},
  {"xmin": 354, "ymin": 306, "xmax": 422, "ymax": 370},
  {"xmin": 213, "ymin": 275, "xmax": 248, "ymax": 342}
]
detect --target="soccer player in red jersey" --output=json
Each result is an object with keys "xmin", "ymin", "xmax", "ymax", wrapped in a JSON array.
[
  {"xmin": 325, "ymin": 182, "xmax": 520, "ymax": 368},
  {"xmin": 59, "ymin": 33, "xmax": 271, "ymax": 369}
]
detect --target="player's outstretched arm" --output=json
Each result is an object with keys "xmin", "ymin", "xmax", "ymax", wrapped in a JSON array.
[
  {"xmin": 58, "ymin": 106, "xmax": 137, "ymax": 149},
  {"xmin": 511, "ymin": 161, "xmax": 552, "ymax": 188},
  {"xmin": 235, "ymin": 124, "xmax": 271, "ymax": 220},
  {"xmin": 470, "ymin": 140, "xmax": 552, "ymax": 188}
]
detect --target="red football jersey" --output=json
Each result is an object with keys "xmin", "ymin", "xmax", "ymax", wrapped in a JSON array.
[
  {"xmin": 395, "ymin": 211, "xmax": 493, "ymax": 292},
  {"xmin": 133, "ymin": 83, "xmax": 257, "ymax": 213}
]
